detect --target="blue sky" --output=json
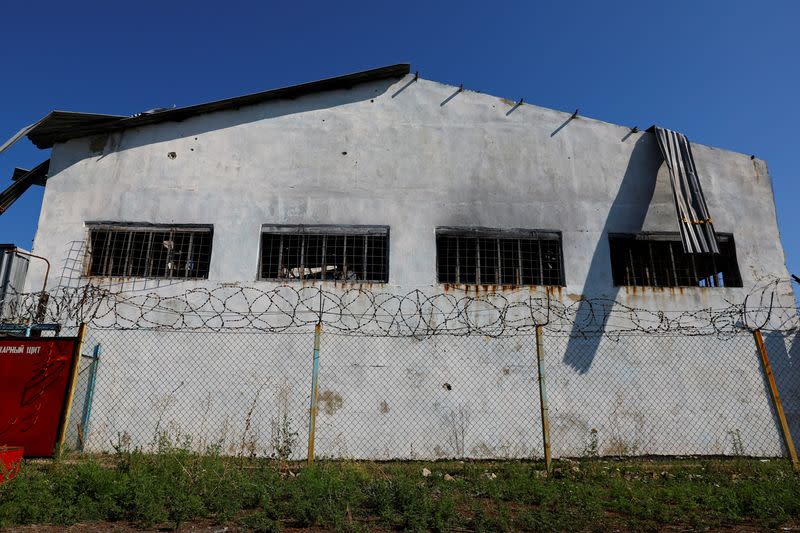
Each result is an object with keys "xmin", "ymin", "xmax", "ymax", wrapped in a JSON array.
[{"xmin": 2, "ymin": 1, "xmax": 799, "ymax": 275}]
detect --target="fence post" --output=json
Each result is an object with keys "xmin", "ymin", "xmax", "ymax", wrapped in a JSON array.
[
  {"xmin": 536, "ymin": 325, "xmax": 552, "ymax": 471},
  {"xmin": 307, "ymin": 322, "xmax": 322, "ymax": 464},
  {"xmin": 57, "ymin": 322, "xmax": 86, "ymax": 454},
  {"xmin": 753, "ymin": 329, "xmax": 799, "ymax": 470},
  {"xmin": 78, "ymin": 343, "xmax": 101, "ymax": 451}
]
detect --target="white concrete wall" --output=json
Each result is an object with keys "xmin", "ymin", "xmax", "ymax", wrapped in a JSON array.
[
  {"xmin": 28, "ymin": 75, "xmax": 793, "ymax": 298},
  {"xmin": 30, "ymin": 74, "xmax": 796, "ymax": 457}
]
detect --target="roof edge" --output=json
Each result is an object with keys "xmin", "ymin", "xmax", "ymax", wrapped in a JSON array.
[{"xmin": 25, "ymin": 63, "xmax": 411, "ymax": 149}]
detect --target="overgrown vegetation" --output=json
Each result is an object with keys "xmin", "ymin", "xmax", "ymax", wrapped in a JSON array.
[{"xmin": 1, "ymin": 450, "xmax": 798, "ymax": 532}]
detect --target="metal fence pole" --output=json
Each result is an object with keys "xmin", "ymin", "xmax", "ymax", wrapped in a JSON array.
[
  {"xmin": 57, "ymin": 322, "xmax": 86, "ymax": 454},
  {"xmin": 78, "ymin": 343, "xmax": 101, "ymax": 451},
  {"xmin": 307, "ymin": 322, "xmax": 321, "ymax": 464},
  {"xmin": 536, "ymin": 325, "xmax": 552, "ymax": 470},
  {"xmin": 753, "ymin": 329, "xmax": 799, "ymax": 470}
]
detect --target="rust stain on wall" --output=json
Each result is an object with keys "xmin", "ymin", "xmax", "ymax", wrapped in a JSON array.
[
  {"xmin": 379, "ymin": 400, "xmax": 390, "ymax": 414},
  {"xmin": 319, "ymin": 390, "xmax": 343, "ymax": 415}
]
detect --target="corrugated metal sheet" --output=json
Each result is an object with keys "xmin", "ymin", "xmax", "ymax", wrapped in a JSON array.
[{"xmin": 653, "ymin": 126, "xmax": 720, "ymax": 254}]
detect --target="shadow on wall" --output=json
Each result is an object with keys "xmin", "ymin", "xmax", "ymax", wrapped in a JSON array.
[
  {"xmin": 563, "ymin": 134, "xmax": 662, "ymax": 374},
  {"xmin": 763, "ymin": 331, "xmax": 800, "ymax": 449}
]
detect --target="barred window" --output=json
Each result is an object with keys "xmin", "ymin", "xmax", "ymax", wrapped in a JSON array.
[
  {"xmin": 259, "ymin": 225, "xmax": 389, "ymax": 282},
  {"xmin": 436, "ymin": 227, "xmax": 565, "ymax": 286},
  {"xmin": 86, "ymin": 224, "xmax": 212, "ymax": 279},
  {"xmin": 609, "ymin": 233, "xmax": 742, "ymax": 288}
]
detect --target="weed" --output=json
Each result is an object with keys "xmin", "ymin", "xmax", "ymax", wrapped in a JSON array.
[
  {"xmin": 270, "ymin": 412, "xmax": 298, "ymax": 461},
  {"xmin": 240, "ymin": 385, "xmax": 265, "ymax": 458},
  {"xmin": 443, "ymin": 405, "xmax": 470, "ymax": 457},
  {"xmin": 240, "ymin": 510, "xmax": 282, "ymax": 532},
  {"xmin": 583, "ymin": 427, "xmax": 599, "ymax": 458},
  {"xmin": 729, "ymin": 429, "xmax": 745, "ymax": 456},
  {"xmin": 0, "ymin": 456, "xmax": 798, "ymax": 531}
]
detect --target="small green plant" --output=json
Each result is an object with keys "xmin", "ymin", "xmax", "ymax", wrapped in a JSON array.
[
  {"xmin": 240, "ymin": 511, "xmax": 282, "ymax": 532},
  {"xmin": 583, "ymin": 428, "xmax": 599, "ymax": 457},
  {"xmin": 729, "ymin": 429, "xmax": 745, "ymax": 456},
  {"xmin": 270, "ymin": 412, "xmax": 298, "ymax": 460},
  {"xmin": 111, "ymin": 431, "xmax": 132, "ymax": 453}
]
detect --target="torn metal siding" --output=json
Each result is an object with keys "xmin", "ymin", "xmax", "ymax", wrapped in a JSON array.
[{"xmin": 653, "ymin": 126, "xmax": 720, "ymax": 254}]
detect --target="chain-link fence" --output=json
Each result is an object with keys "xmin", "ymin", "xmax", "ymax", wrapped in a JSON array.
[
  {"xmin": 315, "ymin": 334, "xmax": 543, "ymax": 459},
  {"xmin": 59, "ymin": 324, "xmax": 799, "ymax": 462},
  {"xmin": 67, "ymin": 329, "xmax": 312, "ymax": 460},
  {"xmin": 3, "ymin": 280, "xmax": 798, "ymax": 460},
  {"xmin": 544, "ymin": 332, "xmax": 785, "ymax": 457}
]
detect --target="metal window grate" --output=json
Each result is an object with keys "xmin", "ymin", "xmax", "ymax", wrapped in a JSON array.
[
  {"xmin": 609, "ymin": 233, "xmax": 742, "ymax": 288},
  {"xmin": 436, "ymin": 228, "xmax": 564, "ymax": 286},
  {"xmin": 259, "ymin": 226, "xmax": 389, "ymax": 282},
  {"xmin": 86, "ymin": 225, "xmax": 213, "ymax": 279}
]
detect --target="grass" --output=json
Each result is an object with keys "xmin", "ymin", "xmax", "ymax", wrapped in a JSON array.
[{"xmin": 1, "ymin": 450, "xmax": 798, "ymax": 532}]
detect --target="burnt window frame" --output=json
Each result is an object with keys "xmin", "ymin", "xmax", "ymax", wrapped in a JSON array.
[
  {"xmin": 608, "ymin": 232, "xmax": 742, "ymax": 288},
  {"xmin": 435, "ymin": 227, "xmax": 566, "ymax": 287},
  {"xmin": 258, "ymin": 224, "xmax": 390, "ymax": 282},
  {"xmin": 84, "ymin": 222, "xmax": 214, "ymax": 279}
]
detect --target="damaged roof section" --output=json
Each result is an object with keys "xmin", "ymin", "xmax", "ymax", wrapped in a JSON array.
[
  {"xmin": 1, "ymin": 64, "xmax": 411, "ymax": 151},
  {"xmin": 0, "ymin": 112, "xmax": 125, "ymax": 153}
]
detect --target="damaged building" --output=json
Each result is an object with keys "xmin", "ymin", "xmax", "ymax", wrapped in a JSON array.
[{"xmin": 1, "ymin": 64, "xmax": 797, "ymax": 459}]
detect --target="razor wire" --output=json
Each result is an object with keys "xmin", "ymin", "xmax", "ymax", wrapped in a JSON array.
[{"xmin": 1, "ymin": 277, "xmax": 797, "ymax": 337}]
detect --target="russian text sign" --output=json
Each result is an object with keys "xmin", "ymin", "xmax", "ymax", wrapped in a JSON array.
[{"xmin": 0, "ymin": 338, "xmax": 80, "ymax": 457}]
